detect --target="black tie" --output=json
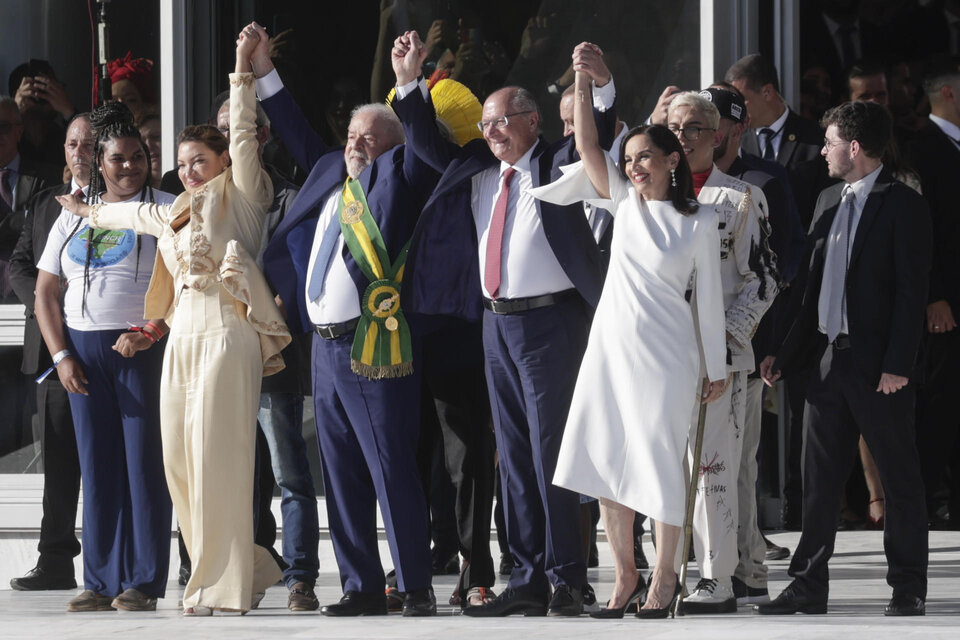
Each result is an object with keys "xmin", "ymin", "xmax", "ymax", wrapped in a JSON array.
[{"xmin": 759, "ymin": 128, "xmax": 776, "ymax": 161}]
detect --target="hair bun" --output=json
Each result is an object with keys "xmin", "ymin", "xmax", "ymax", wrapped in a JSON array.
[{"xmin": 90, "ymin": 101, "xmax": 135, "ymax": 134}]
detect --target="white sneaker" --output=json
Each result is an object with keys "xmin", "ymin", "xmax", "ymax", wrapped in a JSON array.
[{"xmin": 681, "ymin": 577, "xmax": 737, "ymax": 614}]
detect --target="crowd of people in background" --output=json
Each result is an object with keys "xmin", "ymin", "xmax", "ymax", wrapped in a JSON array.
[{"xmin": 1, "ymin": 0, "xmax": 958, "ymax": 622}]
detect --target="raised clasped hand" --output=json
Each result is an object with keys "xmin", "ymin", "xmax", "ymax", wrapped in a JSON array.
[
  {"xmin": 571, "ymin": 42, "xmax": 610, "ymax": 87},
  {"xmin": 392, "ymin": 30, "xmax": 428, "ymax": 86}
]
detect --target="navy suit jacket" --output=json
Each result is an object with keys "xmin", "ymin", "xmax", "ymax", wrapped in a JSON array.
[
  {"xmin": 392, "ymin": 88, "xmax": 616, "ymax": 322},
  {"xmin": 260, "ymin": 86, "xmax": 438, "ymax": 335}
]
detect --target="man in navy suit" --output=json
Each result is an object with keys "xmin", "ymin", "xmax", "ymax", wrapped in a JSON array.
[
  {"xmin": 243, "ymin": 23, "xmax": 438, "ymax": 617},
  {"xmin": 391, "ymin": 34, "xmax": 616, "ymax": 617},
  {"xmin": 758, "ymin": 101, "xmax": 931, "ymax": 617}
]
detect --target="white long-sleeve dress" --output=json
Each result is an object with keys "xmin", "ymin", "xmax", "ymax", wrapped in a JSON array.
[{"xmin": 529, "ymin": 156, "xmax": 727, "ymax": 526}]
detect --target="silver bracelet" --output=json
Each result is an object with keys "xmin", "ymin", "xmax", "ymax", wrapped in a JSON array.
[{"xmin": 52, "ymin": 349, "xmax": 71, "ymax": 366}]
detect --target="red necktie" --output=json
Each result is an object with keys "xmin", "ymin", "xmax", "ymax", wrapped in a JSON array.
[{"xmin": 484, "ymin": 167, "xmax": 516, "ymax": 299}]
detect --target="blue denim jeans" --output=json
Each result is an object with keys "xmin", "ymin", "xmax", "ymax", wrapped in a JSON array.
[{"xmin": 256, "ymin": 391, "xmax": 320, "ymax": 587}]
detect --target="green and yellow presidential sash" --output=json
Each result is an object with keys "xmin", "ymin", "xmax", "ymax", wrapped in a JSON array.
[{"xmin": 338, "ymin": 178, "xmax": 413, "ymax": 379}]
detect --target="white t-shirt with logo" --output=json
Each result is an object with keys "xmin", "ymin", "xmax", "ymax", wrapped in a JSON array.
[{"xmin": 37, "ymin": 190, "xmax": 176, "ymax": 331}]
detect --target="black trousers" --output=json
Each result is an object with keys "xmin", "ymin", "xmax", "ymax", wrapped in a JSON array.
[
  {"xmin": 789, "ymin": 344, "xmax": 928, "ymax": 600},
  {"xmin": 36, "ymin": 377, "xmax": 81, "ymax": 573},
  {"xmin": 916, "ymin": 329, "xmax": 960, "ymax": 523},
  {"xmin": 420, "ymin": 361, "xmax": 496, "ymax": 591}
]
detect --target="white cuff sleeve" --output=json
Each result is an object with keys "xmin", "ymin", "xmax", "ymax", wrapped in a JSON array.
[
  {"xmin": 593, "ymin": 77, "xmax": 616, "ymax": 112},
  {"xmin": 395, "ymin": 77, "xmax": 429, "ymax": 101},
  {"xmin": 255, "ymin": 69, "xmax": 284, "ymax": 101}
]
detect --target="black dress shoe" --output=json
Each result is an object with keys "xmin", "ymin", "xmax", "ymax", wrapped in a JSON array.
[
  {"xmin": 754, "ymin": 581, "xmax": 827, "ymax": 615},
  {"xmin": 885, "ymin": 594, "xmax": 925, "ymax": 616},
  {"xmin": 498, "ymin": 553, "xmax": 515, "ymax": 576},
  {"xmin": 402, "ymin": 587, "xmax": 437, "ymax": 616},
  {"xmin": 590, "ymin": 574, "xmax": 647, "ymax": 619},
  {"xmin": 547, "ymin": 585, "xmax": 583, "ymax": 617},
  {"xmin": 9, "ymin": 566, "xmax": 76, "ymax": 591},
  {"xmin": 178, "ymin": 563, "xmax": 191, "ymax": 586},
  {"xmin": 320, "ymin": 590, "xmax": 388, "ymax": 616},
  {"xmin": 462, "ymin": 587, "xmax": 549, "ymax": 617}
]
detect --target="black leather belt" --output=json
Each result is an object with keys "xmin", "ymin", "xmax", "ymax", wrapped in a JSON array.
[
  {"xmin": 314, "ymin": 317, "xmax": 360, "ymax": 340},
  {"xmin": 482, "ymin": 289, "xmax": 576, "ymax": 315},
  {"xmin": 833, "ymin": 334, "xmax": 851, "ymax": 350}
]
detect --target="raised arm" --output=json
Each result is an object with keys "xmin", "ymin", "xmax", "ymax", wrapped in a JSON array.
[
  {"xmin": 246, "ymin": 22, "xmax": 332, "ymax": 172},
  {"xmin": 230, "ymin": 27, "xmax": 273, "ymax": 207},
  {"xmin": 391, "ymin": 31, "xmax": 462, "ymax": 174},
  {"xmin": 571, "ymin": 43, "xmax": 610, "ymax": 198},
  {"xmin": 388, "ymin": 30, "xmax": 442, "ymax": 196}
]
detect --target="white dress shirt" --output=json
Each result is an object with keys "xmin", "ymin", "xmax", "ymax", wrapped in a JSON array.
[
  {"xmin": 756, "ymin": 106, "xmax": 789, "ymax": 160},
  {"xmin": 817, "ymin": 163, "xmax": 883, "ymax": 336},
  {"xmin": 253, "ymin": 69, "xmax": 362, "ymax": 325},
  {"xmin": 472, "ymin": 144, "xmax": 574, "ymax": 299},
  {"xmin": 395, "ymin": 76, "xmax": 615, "ymax": 299},
  {"xmin": 304, "ymin": 186, "xmax": 363, "ymax": 325}
]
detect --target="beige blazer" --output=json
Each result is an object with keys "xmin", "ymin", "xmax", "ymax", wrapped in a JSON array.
[{"xmin": 90, "ymin": 72, "xmax": 291, "ymax": 375}]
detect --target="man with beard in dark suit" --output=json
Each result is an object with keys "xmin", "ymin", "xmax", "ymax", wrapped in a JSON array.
[{"xmin": 759, "ymin": 100, "xmax": 931, "ymax": 617}]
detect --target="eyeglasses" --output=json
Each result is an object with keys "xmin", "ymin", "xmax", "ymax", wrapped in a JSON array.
[
  {"xmin": 0, "ymin": 121, "xmax": 23, "ymax": 135},
  {"xmin": 476, "ymin": 111, "xmax": 535, "ymax": 133},
  {"xmin": 822, "ymin": 138, "xmax": 850, "ymax": 151},
  {"xmin": 667, "ymin": 125, "xmax": 716, "ymax": 142}
]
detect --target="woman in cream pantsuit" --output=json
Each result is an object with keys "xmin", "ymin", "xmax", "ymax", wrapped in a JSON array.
[{"xmin": 57, "ymin": 28, "xmax": 290, "ymax": 615}]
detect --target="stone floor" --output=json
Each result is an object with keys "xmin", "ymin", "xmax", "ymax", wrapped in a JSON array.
[{"xmin": 3, "ymin": 530, "xmax": 959, "ymax": 639}]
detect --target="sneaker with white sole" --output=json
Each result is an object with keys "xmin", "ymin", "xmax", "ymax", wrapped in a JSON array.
[
  {"xmin": 732, "ymin": 576, "xmax": 770, "ymax": 605},
  {"xmin": 681, "ymin": 577, "xmax": 737, "ymax": 614}
]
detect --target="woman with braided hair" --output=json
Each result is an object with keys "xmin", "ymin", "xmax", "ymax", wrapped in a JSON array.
[
  {"xmin": 35, "ymin": 100, "xmax": 177, "ymax": 613},
  {"xmin": 56, "ymin": 28, "xmax": 291, "ymax": 616}
]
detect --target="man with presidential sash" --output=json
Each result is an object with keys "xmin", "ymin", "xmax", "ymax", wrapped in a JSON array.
[{"xmin": 243, "ymin": 24, "xmax": 439, "ymax": 616}]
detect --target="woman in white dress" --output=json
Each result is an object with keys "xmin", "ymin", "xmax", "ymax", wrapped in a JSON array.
[{"xmin": 529, "ymin": 44, "xmax": 728, "ymax": 618}]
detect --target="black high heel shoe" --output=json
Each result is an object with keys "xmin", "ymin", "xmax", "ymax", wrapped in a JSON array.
[
  {"xmin": 635, "ymin": 573, "xmax": 681, "ymax": 619},
  {"xmin": 589, "ymin": 574, "xmax": 647, "ymax": 619}
]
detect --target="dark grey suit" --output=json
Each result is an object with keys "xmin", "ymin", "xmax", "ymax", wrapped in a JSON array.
[{"xmin": 773, "ymin": 168, "xmax": 932, "ymax": 601}]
